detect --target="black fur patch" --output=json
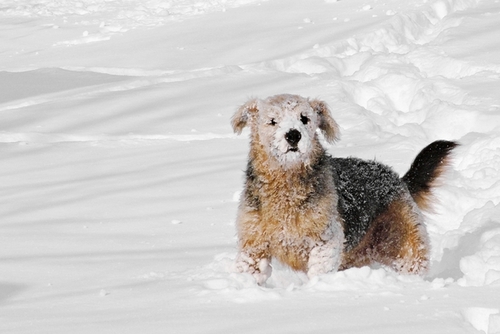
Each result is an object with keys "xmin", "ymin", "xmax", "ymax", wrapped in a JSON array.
[
  {"xmin": 244, "ymin": 161, "xmax": 262, "ymax": 210},
  {"xmin": 330, "ymin": 157, "xmax": 407, "ymax": 251}
]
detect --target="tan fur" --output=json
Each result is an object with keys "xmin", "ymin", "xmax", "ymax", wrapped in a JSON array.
[
  {"xmin": 340, "ymin": 196, "xmax": 429, "ymax": 274},
  {"xmin": 231, "ymin": 98, "xmax": 258, "ymax": 135},
  {"xmin": 308, "ymin": 99, "xmax": 340, "ymax": 143}
]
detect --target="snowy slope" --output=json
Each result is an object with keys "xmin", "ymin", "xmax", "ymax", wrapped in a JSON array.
[{"xmin": 1, "ymin": 0, "xmax": 500, "ymax": 333}]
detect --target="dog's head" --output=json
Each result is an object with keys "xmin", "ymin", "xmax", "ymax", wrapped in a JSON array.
[{"xmin": 232, "ymin": 94, "xmax": 339, "ymax": 168}]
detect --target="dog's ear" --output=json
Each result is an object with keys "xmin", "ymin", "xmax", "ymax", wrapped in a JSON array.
[
  {"xmin": 309, "ymin": 99, "xmax": 340, "ymax": 143},
  {"xmin": 231, "ymin": 98, "xmax": 259, "ymax": 134}
]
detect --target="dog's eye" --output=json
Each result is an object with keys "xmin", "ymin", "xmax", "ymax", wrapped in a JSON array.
[
  {"xmin": 300, "ymin": 114, "xmax": 310, "ymax": 125},
  {"xmin": 269, "ymin": 118, "xmax": 277, "ymax": 126}
]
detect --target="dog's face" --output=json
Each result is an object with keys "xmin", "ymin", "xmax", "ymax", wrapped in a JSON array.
[{"xmin": 232, "ymin": 94, "xmax": 339, "ymax": 168}]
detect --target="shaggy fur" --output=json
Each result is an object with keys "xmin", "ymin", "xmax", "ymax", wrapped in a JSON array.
[{"xmin": 231, "ymin": 94, "xmax": 457, "ymax": 285}]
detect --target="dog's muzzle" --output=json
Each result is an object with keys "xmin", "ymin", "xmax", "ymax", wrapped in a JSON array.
[{"xmin": 285, "ymin": 129, "xmax": 301, "ymax": 151}]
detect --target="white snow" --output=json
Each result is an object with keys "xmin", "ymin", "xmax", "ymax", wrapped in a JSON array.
[
  {"xmin": 1, "ymin": 0, "xmax": 500, "ymax": 333},
  {"xmin": 462, "ymin": 307, "xmax": 500, "ymax": 333}
]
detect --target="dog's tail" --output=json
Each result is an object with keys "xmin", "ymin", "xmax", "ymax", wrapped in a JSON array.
[{"xmin": 402, "ymin": 140, "xmax": 458, "ymax": 211}]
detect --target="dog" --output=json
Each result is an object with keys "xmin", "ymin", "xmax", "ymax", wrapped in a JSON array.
[{"xmin": 231, "ymin": 94, "xmax": 457, "ymax": 285}]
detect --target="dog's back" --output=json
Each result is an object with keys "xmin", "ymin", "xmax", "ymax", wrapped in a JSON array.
[{"xmin": 330, "ymin": 157, "xmax": 407, "ymax": 252}]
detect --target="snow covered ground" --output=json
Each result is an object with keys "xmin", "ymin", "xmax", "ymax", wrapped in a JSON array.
[{"xmin": 1, "ymin": 0, "xmax": 500, "ymax": 332}]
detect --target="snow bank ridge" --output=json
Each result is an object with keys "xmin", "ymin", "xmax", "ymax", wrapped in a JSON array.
[
  {"xmin": 264, "ymin": 0, "xmax": 482, "ymax": 76},
  {"xmin": 0, "ymin": 131, "xmax": 237, "ymax": 144}
]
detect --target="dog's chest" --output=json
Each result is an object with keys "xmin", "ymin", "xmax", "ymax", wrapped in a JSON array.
[
  {"xmin": 260, "ymin": 184, "xmax": 328, "ymax": 250},
  {"xmin": 243, "ymin": 158, "xmax": 340, "ymax": 271},
  {"xmin": 255, "ymin": 166, "xmax": 334, "ymax": 238},
  {"xmin": 262, "ymin": 206, "xmax": 318, "ymax": 270}
]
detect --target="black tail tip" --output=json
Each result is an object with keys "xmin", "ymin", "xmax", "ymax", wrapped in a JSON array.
[
  {"xmin": 404, "ymin": 140, "xmax": 459, "ymax": 183},
  {"xmin": 427, "ymin": 140, "xmax": 460, "ymax": 153},
  {"xmin": 402, "ymin": 140, "xmax": 459, "ymax": 211}
]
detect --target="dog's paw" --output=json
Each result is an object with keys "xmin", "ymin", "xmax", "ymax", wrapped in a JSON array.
[
  {"xmin": 234, "ymin": 251, "xmax": 254, "ymax": 273},
  {"xmin": 252, "ymin": 257, "xmax": 272, "ymax": 285},
  {"xmin": 307, "ymin": 243, "xmax": 342, "ymax": 278},
  {"xmin": 235, "ymin": 252, "xmax": 272, "ymax": 285}
]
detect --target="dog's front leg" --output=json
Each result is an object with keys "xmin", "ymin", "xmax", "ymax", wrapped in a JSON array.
[
  {"xmin": 234, "ymin": 207, "xmax": 272, "ymax": 285},
  {"xmin": 307, "ymin": 223, "xmax": 344, "ymax": 278},
  {"xmin": 235, "ymin": 249, "xmax": 272, "ymax": 285}
]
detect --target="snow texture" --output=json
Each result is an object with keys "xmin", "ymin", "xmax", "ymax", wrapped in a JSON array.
[{"xmin": 1, "ymin": 0, "xmax": 500, "ymax": 333}]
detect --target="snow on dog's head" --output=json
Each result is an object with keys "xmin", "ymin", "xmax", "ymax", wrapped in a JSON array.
[{"xmin": 232, "ymin": 94, "xmax": 339, "ymax": 169}]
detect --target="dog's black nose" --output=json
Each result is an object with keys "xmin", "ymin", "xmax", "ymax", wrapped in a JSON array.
[{"xmin": 285, "ymin": 129, "xmax": 301, "ymax": 147}]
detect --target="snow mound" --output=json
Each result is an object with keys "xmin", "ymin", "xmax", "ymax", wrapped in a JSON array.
[
  {"xmin": 192, "ymin": 253, "xmax": 284, "ymax": 303},
  {"xmin": 462, "ymin": 307, "xmax": 500, "ymax": 334},
  {"xmin": 193, "ymin": 253, "xmax": 454, "ymax": 303},
  {"xmin": 305, "ymin": 266, "xmax": 426, "ymax": 292},
  {"xmin": 428, "ymin": 134, "xmax": 500, "ymax": 285},
  {"xmin": 459, "ymin": 228, "xmax": 500, "ymax": 287}
]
